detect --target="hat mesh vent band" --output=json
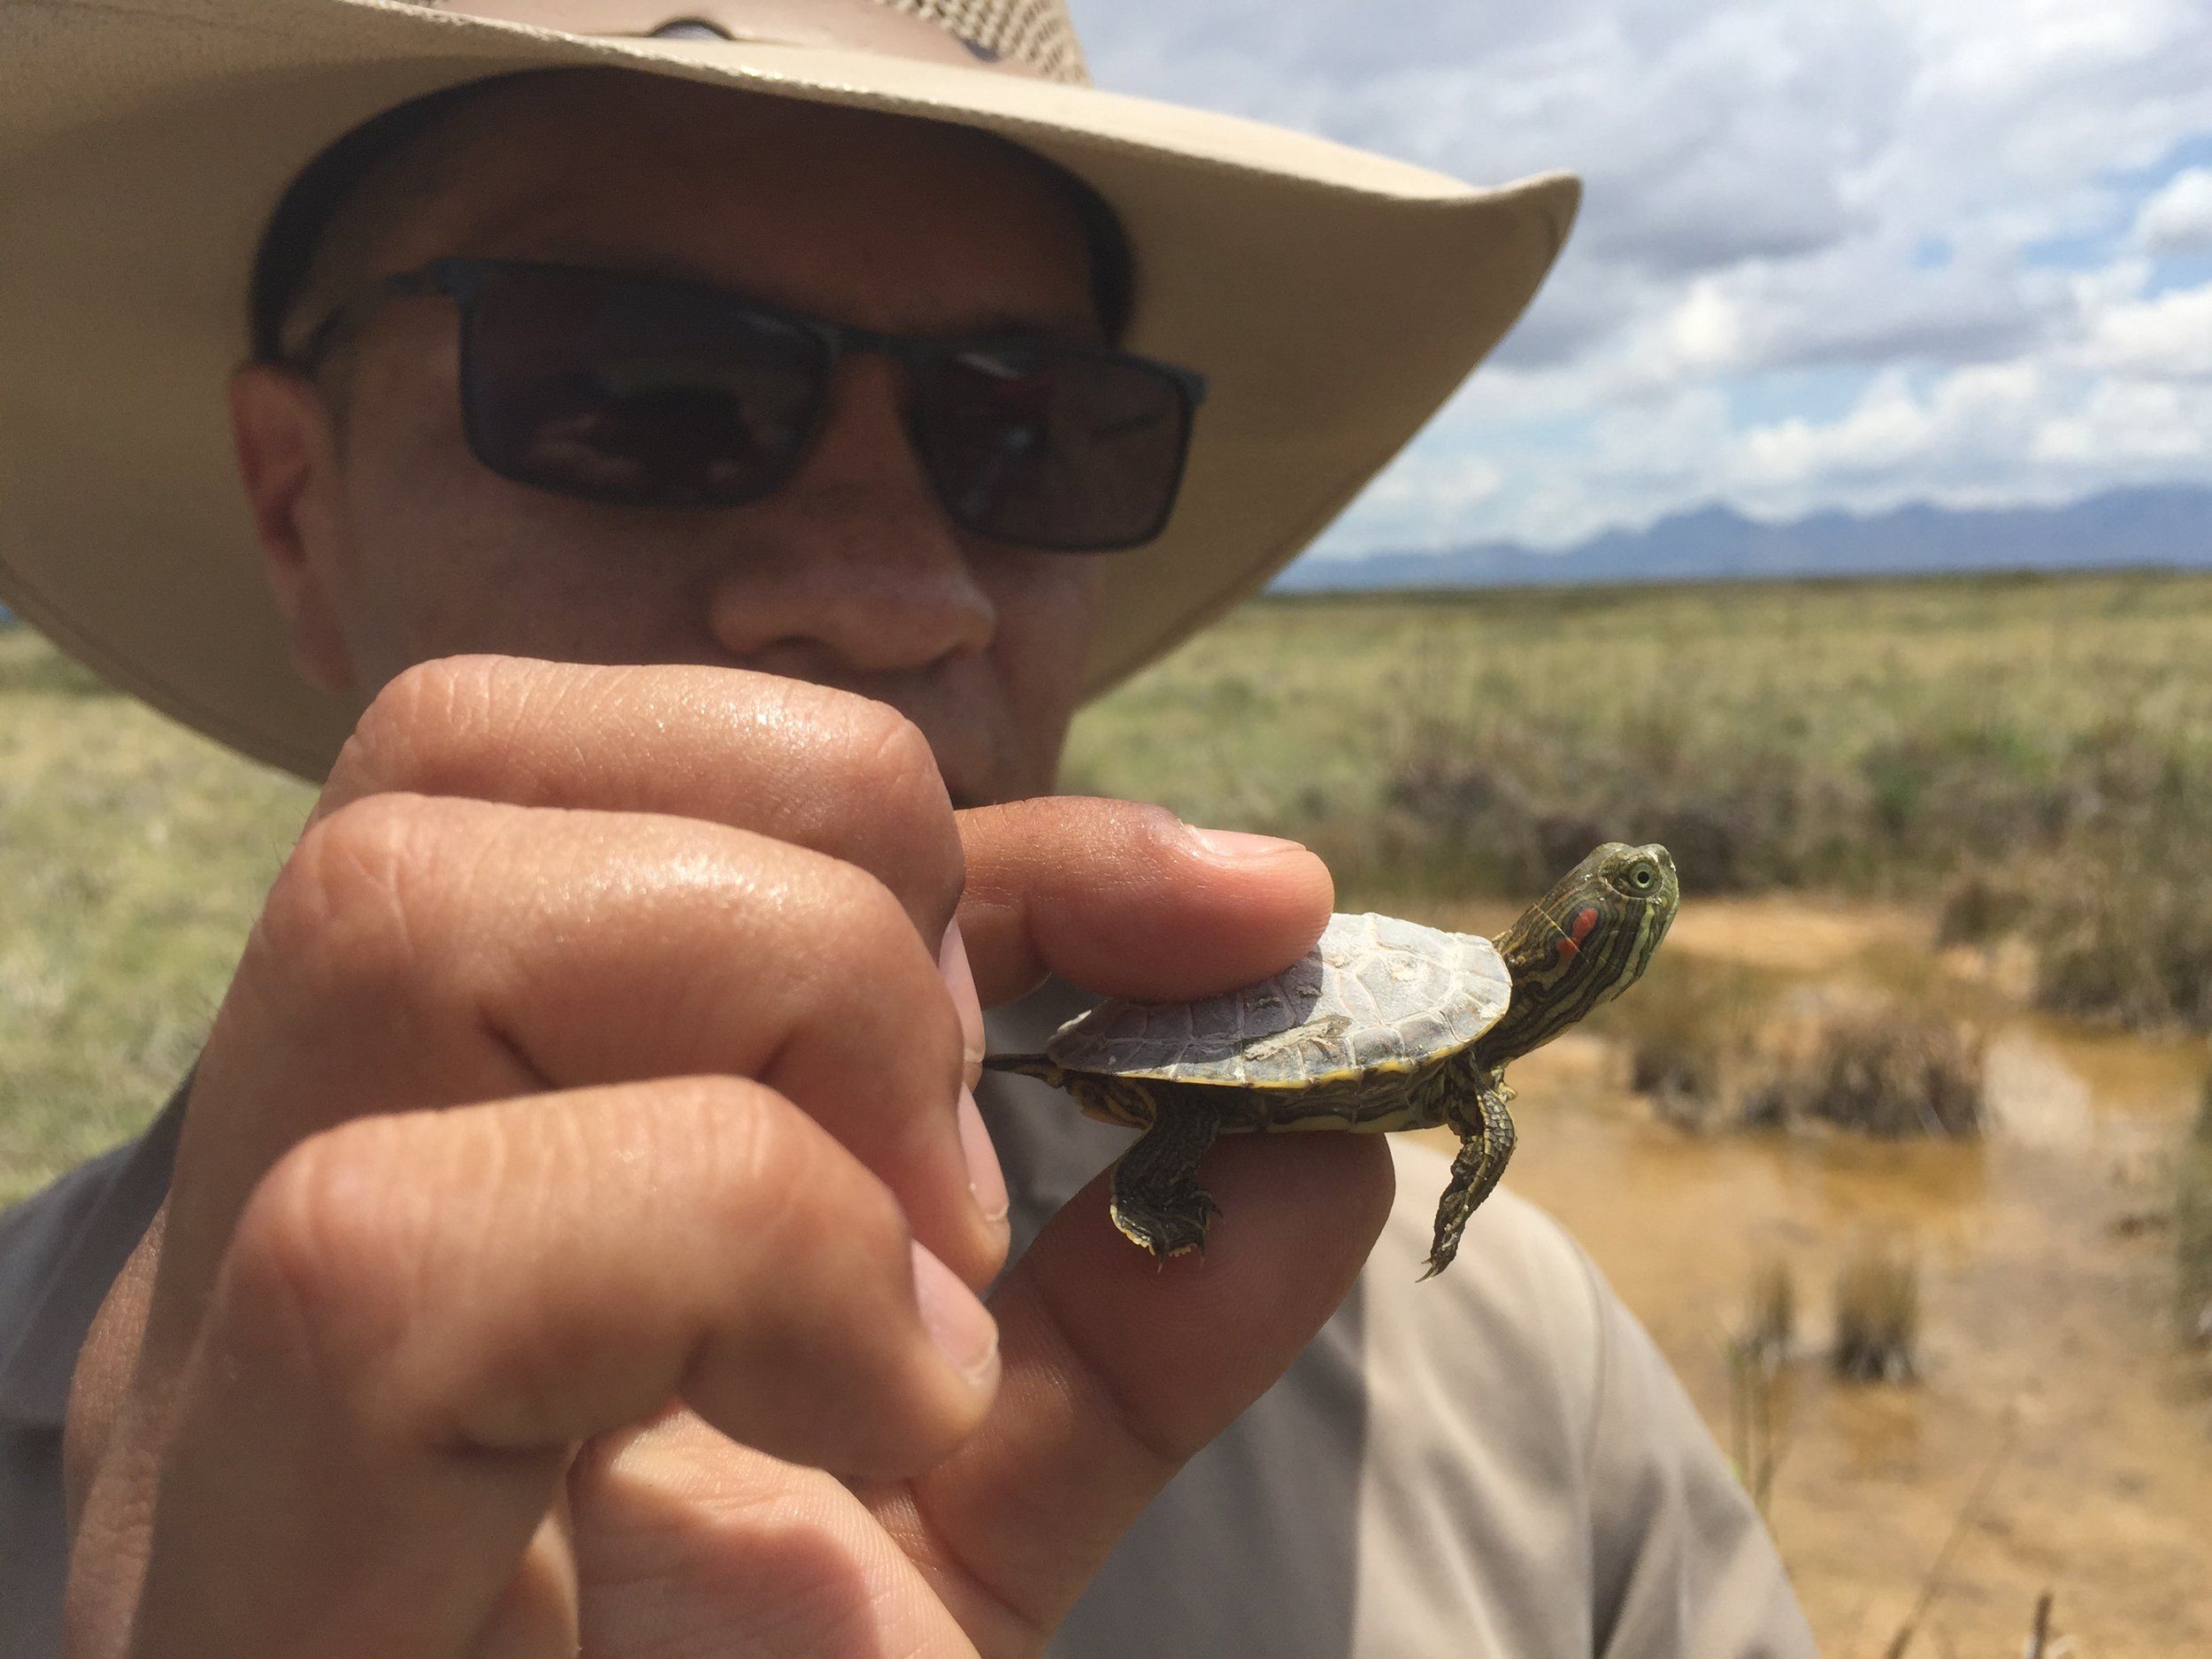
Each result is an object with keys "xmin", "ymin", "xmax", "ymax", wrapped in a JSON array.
[{"xmin": 884, "ymin": 0, "xmax": 1089, "ymax": 83}]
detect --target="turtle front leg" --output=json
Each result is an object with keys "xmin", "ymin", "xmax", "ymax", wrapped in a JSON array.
[
  {"xmin": 1422, "ymin": 1069, "xmax": 1517, "ymax": 1280},
  {"xmin": 1109, "ymin": 1090, "xmax": 1225, "ymax": 1262}
]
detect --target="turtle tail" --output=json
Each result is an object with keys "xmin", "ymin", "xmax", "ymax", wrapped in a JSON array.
[{"xmin": 981, "ymin": 1053, "xmax": 1065, "ymax": 1087}]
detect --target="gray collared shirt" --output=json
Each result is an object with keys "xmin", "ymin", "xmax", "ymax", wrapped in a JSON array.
[{"xmin": 1, "ymin": 1002, "xmax": 1816, "ymax": 1656}]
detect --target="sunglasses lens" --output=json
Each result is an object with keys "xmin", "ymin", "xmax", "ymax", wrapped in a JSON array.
[
  {"xmin": 460, "ymin": 265, "xmax": 826, "ymax": 506},
  {"xmin": 910, "ymin": 344, "xmax": 1194, "ymax": 550}
]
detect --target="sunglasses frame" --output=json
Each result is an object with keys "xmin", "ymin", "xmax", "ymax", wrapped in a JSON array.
[{"xmin": 288, "ymin": 255, "xmax": 1210, "ymax": 552}]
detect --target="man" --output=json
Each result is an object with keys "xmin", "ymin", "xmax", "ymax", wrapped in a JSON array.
[{"xmin": 0, "ymin": 2, "xmax": 1817, "ymax": 1654}]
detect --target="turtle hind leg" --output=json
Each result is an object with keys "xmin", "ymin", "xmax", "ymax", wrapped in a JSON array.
[
  {"xmin": 1421, "ymin": 1076, "xmax": 1517, "ymax": 1280},
  {"xmin": 1109, "ymin": 1090, "xmax": 1225, "ymax": 1262}
]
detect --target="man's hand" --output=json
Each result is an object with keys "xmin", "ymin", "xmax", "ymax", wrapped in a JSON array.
[{"xmin": 61, "ymin": 657, "xmax": 1394, "ymax": 1657}]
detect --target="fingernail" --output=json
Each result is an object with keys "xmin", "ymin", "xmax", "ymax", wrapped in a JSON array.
[
  {"xmin": 940, "ymin": 919, "xmax": 986, "ymax": 1087},
  {"xmin": 958, "ymin": 1086, "xmax": 1010, "ymax": 1225},
  {"xmin": 911, "ymin": 1240, "xmax": 1000, "ymax": 1389},
  {"xmin": 1187, "ymin": 826, "xmax": 1311, "ymax": 863}
]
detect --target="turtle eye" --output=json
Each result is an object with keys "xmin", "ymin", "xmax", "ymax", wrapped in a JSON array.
[{"xmin": 1628, "ymin": 862, "xmax": 1657, "ymax": 891}]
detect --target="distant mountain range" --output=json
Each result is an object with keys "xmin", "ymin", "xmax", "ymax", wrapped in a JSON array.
[
  {"xmin": 1274, "ymin": 483, "xmax": 2212, "ymax": 592},
  {"xmin": 5, "ymin": 487, "xmax": 2207, "ymax": 629}
]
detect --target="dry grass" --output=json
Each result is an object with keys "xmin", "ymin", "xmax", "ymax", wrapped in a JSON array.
[
  {"xmin": 1738, "ymin": 1256, "xmax": 1801, "ymax": 1366},
  {"xmin": 1742, "ymin": 1004, "xmax": 1985, "ymax": 1139},
  {"xmin": 1067, "ymin": 573, "xmax": 2212, "ymax": 1030},
  {"xmin": 0, "ymin": 626, "xmax": 311, "ymax": 1202},
  {"xmin": 1832, "ymin": 1244, "xmax": 1924, "ymax": 1384},
  {"xmin": 2028, "ymin": 840, "xmax": 2212, "ymax": 1032},
  {"xmin": 2178, "ymin": 1070, "xmax": 2212, "ymax": 1348},
  {"xmin": 1603, "ymin": 956, "xmax": 1776, "ymax": 1132},
  {"xmin": 1933, "ymin": 863, "xmax": 2027, "ymax": 949},
  {"xmin": 1724, "ymin": 1257, "xmax": 1800, "ymax": 1521},
  {"xmin": 1604, "ymin": 963, "xmax": 1985, "ymax": 1141}
]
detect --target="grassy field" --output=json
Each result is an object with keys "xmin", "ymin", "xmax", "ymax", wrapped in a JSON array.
[
  {"xmin": 1068, "ymin": 572, "xmax": 2212, "ymax": 1026},
  {"xmin": 0, "ymin": 628, "xmax": 310, "ymax": 1202},
  {"xmin": 5, "ymin": 569, "xmax": 2212, "ymax": 1201}
]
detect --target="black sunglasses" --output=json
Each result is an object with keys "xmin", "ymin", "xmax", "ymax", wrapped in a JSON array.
[{"xmin": 287, "ymin": 257, "xmax": 1207, "ymax": 552}]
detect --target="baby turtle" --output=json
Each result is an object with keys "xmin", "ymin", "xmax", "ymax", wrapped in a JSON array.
[{"xmin": 988, "ymin": 841, "xmax": 1679, "ymax": 1278}]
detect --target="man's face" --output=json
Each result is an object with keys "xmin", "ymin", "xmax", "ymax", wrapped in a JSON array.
[{"xmin": 235, "ymin": 72, "xmax": 1109, "ymax": 805}]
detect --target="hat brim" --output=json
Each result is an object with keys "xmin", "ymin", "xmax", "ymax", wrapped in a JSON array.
[{"xmin": 0, "ymin": 0, "xmax": 1577, "ymax": 780}]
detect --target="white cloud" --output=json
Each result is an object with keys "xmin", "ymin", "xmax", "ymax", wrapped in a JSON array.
[
  {"xmin": 2035, "ymin": 380, "xmax": 2206, "ymax": 463},
  {"xmin": 2080, "ymin": 280, "xmax": 2212, "ymax": 380},
  {"xmin": 1733, "ymin": 364, "xmax": 2048, "ymax": 495},
  {"xmin": 1065, "ymin": 0, "xmax": 2212, "ymax": 552},
  {"xmin": 2132, "ymin": 166, "xmax": 2212, "ymax": 252}
]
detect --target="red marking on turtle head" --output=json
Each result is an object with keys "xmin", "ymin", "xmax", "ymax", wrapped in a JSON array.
[{"xmin": 1555, "ymin": 906, "xmax": 1600, "ymax": 963}]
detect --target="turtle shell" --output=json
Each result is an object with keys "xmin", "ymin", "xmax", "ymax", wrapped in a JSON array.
[{"xmin": 1043, "ymin": 912, "xmax": 1512, "ymax": 1089}]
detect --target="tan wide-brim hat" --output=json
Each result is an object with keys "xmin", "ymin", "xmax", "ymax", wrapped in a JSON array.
[{"xmin": 0, "ymin": 0, "xmax": 1577, "ymax": 781}]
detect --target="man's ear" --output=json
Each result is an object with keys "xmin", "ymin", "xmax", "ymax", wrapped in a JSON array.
[{"xmin": 227, "ymin": 362, "xmax": 358, "ymax": 694}]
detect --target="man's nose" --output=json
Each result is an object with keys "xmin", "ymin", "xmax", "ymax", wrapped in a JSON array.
[{"xmin": 704, "ymin": 354, "xmax": 997, "ymax": 675}]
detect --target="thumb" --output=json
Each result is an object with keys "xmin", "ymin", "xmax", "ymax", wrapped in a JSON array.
[
  {"xmin": 865, "ymin": 1128, "xmax": 1393, "ymax": 1654},
  {"xmin": 954, "ymin": 797, "xmax": 1333, "ymax": 1008}
]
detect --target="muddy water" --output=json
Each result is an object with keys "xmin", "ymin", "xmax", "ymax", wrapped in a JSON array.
[{"xmin": 1423, "ymin": 896, "xmax": 2212, "ymax": 1657}]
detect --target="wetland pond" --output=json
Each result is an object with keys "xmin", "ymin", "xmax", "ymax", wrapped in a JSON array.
[{"xmin": 1421, "ymin": 895, "xmax": 2212, "ymax": 1658}]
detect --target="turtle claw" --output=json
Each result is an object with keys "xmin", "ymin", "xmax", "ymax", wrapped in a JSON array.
[
  {"xmin": 1422, "ymin": 1081, "xmax": 1519, "ymax": 1279},
  {"xmin": 1110, "ymin": 1187, "xmax": 1220, "ymax": 1262},
  {"xmin": 1108, "ymin": 1097, "xmax": 1225, "ymax": 1264}
]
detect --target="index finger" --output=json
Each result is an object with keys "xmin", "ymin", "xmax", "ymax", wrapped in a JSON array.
[
  {"xmin": 312, "ymin": 656, "xmax": 967, "ymax": 938},
  {"xmin": 955, "ymin": 798, "xmax": 1334, "ymax": 1009}
]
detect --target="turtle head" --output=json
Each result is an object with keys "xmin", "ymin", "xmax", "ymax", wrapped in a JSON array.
[
  {"xmin": 1587, "ymin": 841, "xmax": 1679, "ymax": 931},
  {"xmin": 1551, "ymin": 841, "xmax": 1678, "ymax": 990},
  {"xmin": 1481, "ymin": 841, "xmax": 1679, "ymax": 1068}
]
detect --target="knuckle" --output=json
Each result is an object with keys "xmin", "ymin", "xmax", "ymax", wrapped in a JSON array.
[
  {"xmin": 688, "ymin": 1077, "xmax": 909, "ymax": 1280},
  {"xmin": 254, "ymin": 795, "xmax": 476, "ymax": 1002},
  {"xmin": 1118, "ymin": 797, "xmax": 1194, "ymax": 860},
  {"xmin": 810, "ymin": 865, "xmax": 962, "ymax": 1066},
  {"xmin": 833, "ymin": 858, "xmax": 924, "ymax": 961},
  {"xmin": 268, "ymin": 795, "xmax": 445, "ymax": 951},
  {"xmin": 337, "ymin": 657, "xmax": 504, "ymax": 790},
  {"xmin": 221, "ymin": 1125, "xmax": 426, "ymax": 1383},
  {"xmin": 848, "ymin": 703, "xmax": 964, "ymax": 918},
  {"xmin": 823, "ymin": 1156, "xmax": 912, "ymax": 1277},
  {"xmin": 854, "ymin": 703, "xmax": 941, "ymax": 808}
]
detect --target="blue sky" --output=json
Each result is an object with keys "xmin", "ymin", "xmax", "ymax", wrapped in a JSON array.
[{"xmin": 1066, "ymin": 0, "xmax": 2212, "ymax": 556}]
